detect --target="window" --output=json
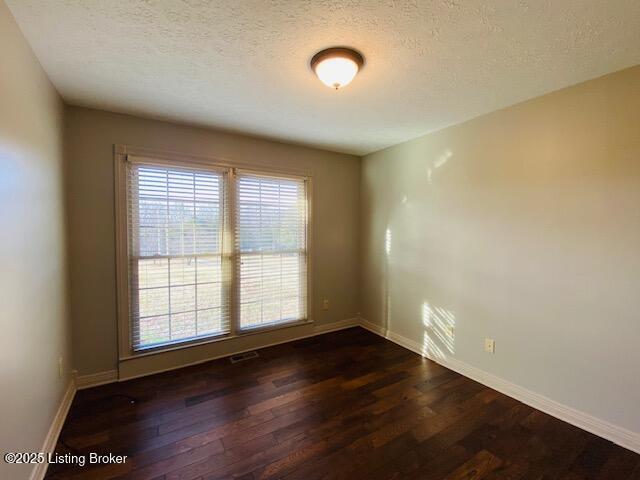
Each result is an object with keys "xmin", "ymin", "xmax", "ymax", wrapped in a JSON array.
[
  {"xmin": 236, "ymin": 173, "xmax": 307, "ymax": 330},
  {"xmin": 127, "ymin": 164, "xmax": 230, "ymax": 350},
  {"xmin": 116, "ymin": 150, "xmax": 310, "ymax": 355}
]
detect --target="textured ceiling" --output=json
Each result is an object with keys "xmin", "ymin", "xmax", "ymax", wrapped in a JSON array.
[{"xmin": 7, "ymin": 0, "xmax": 640, "ymax": 155}]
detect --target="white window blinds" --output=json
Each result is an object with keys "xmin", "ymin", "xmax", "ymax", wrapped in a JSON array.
[
  {"xmin": 122, "ymin": 157, "xmax": 309, "ymax": 354},
  {"xmin": 127, "ymin": 163, "xmax": 230, "ymax": 350},
  {"xmin": 236, "ymin": 172, "xmax": 308, "ymax": 330}
]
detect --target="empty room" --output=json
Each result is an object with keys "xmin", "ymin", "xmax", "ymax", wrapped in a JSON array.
[{"xmin": 2, "ymin": 1, "xmax": 640, "ymax": 479}]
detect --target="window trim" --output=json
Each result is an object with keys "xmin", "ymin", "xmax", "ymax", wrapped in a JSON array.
[{"xmin": 114, "ymin": 144, "xmax": 314, "ymax": 360}]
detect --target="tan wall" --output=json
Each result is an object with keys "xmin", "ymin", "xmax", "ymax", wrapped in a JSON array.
[
  {"xmin": 361, "ymin": 66, "xmax": 640, "ymax": 434},
  {"xmin": 65, "ymin": 107, "xmax": 360, "ymax": 377},
  {"xmin": 0, "ymin": 1, "xmax": 71, "ymax": 478}
]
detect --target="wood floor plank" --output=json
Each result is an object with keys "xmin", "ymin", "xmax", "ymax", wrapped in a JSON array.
[{"xmin": 443, "ymin": 449, "xmax": 503, "ymax": 480}]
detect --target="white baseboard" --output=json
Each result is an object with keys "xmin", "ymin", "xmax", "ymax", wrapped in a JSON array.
[
  {"xmin": 75, "ymin": 369, "xmax": 119, "ymax": 390},
  {"xmin": 30, "ymin": 378, "xmax": 76, "ymax": 480},
  {"xmin": 314, "ymin": 317, "xmax": 360, "ymax": 334},
  {"xmin": 359, "ymin": 318, "xmax": 640, "ymax": 454},
  {"xmin": 359, "ymin": 318, "xmax": 388, "ymax": 337}
]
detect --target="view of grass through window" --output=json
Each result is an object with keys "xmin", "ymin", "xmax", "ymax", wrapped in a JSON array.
[
  {"xmin": 236, "ymin": 174, "xmax": 307, "ymax": 329},
  {"xmin": 129, "ymin": 166, "xmax": 226, "ymax": 349},
  {"xmin": 127, "ymin": 164, "xmax": 308, "ymax": 350}
]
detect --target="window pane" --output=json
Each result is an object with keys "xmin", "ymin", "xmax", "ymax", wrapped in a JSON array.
[
  {"xmin": 171, "ymin": 311, "xmax": 197, "ymax": 340},
  {"xmin": 137, "ymin": 258, "xmax": 168, "ymax": 289},
  {"xmin": 198, "ymin": 282, "xmax": 221, "ymax": 309},
  {"xmin": 169, "ymin": 257, "xmax": 196, "ymax": 286},
  {"xmin": 197, "ymin": 256, "xmax": 221, "ymax": 283},
  {"xmin": 128, "ymin": 165, "xmax": 229, "ymax": 350},
  {"xmin": 138, "ymin": 287, "xmax": 169, "ymax": 318},
  {"xmin": 170, "ymin": 284, "xmax": 196, "ymax": 313},
  {"xmin": 236, "ymin": 173, "xmax": 307, "ymax": 330},
  {"xmin": 138, "ymin": 315, "xmax": 170, "ymax": 347},
  {"xmin": 198, "ymin": 308, "xmax": 222, "ymax": 336}
]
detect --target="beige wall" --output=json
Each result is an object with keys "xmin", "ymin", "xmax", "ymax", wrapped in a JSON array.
[
  {"xmin": 65, "ymin": 107, "xmax": 360, "ymax": 377},
  {"xmin": 0, "ymin": 1, "xmax": 71, "ymax": 479},
  {"xmin": 361, "ymin": 66, "xmax": 640, "ymax": 434}
]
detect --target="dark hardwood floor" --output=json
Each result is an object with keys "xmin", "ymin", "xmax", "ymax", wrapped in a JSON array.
[{"xmin": 47, "ymin": 327, "xmax": 640, "ymax": 480}]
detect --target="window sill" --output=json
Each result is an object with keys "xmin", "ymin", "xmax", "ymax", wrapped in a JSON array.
[{"xmin": 119, "ymin": 318, "xmax": 314, "ymax": 362}]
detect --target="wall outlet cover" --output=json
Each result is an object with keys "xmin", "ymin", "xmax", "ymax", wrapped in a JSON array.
[{"xmin": 484, "ymin": 338, "xmax": 496, "ymax": 354}]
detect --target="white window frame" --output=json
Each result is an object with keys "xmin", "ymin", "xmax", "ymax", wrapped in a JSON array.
[{"xmin": 114, "ymin": 145, "xmax": 314, "ymax": 360}]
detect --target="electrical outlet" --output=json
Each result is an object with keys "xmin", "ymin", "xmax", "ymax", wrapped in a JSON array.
[
  {"xmin": 322, "ymin": 299, "xmax": 330, "ymax": 311},
  {"xmin": 484, "ymin": 338, "xmax": 495, "ymax": 354},
  {"xmin": 58, "ymin": 356, "xmax": 64, "ymax": 378}
]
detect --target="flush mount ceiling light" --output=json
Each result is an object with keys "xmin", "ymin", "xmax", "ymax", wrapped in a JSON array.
[{"xmin": 310, "ymin": 47, "xmax": 364, "ymax": 90}]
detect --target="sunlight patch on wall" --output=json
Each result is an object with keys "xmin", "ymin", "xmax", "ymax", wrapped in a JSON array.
[
  {"xmin": 422, "ymin": 301, "xmax": 456, "ymax": 358},
  {"xmin": 422, "ymin": 332, "xmax": 446, "ymax": 360},
  {"xmin": 385, "ymin": 227, "xmax": 392, "ymax": 256},
  {"xmin": 434, "ymin": 149, "xmax": 452, "ymax": 169},
  {"xmin": 426, "ymin": 148, "xmax": 453, "ymax": 184}
]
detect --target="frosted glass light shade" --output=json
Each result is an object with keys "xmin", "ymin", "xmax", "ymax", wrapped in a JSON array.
[
  {"xmin": 310, "ymin": 48, "xmax": 364, "ymax": 90},
  {"xmin": 314, "ymin": 57, "xmax": 359, "ymax": 89}
]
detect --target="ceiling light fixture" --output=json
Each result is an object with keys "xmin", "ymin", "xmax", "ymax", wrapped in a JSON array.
[{"xmin": 310, "ymin": 47, "xmax": 364, "ymax": 90}]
